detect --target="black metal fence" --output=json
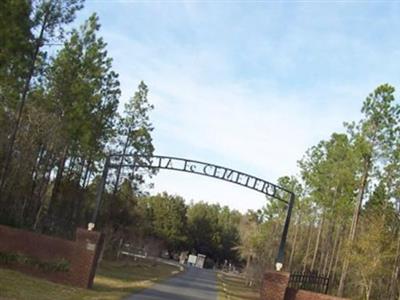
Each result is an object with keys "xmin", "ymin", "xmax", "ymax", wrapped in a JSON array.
[{"xmin": 288, "ymin": 270, "xmax": 330, "ymax": 294}]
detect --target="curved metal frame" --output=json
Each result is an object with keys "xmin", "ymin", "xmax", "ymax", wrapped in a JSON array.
[{"xmin": 92, "ymin": 154, "xmax": 295, "ymax": 268}]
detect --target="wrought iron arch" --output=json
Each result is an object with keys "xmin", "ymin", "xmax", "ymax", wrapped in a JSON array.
[{"xmin": 92, "ymin": 154, "xmax": 295, "ymax": 269}]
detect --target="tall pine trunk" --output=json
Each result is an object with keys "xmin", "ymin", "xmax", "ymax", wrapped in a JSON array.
[
  {"xmin": 19, "ymin": 144, "xmax": 44, "ymax": 226},
  {"xmin": 337, "ymin": 158, "xmax": 370, "ymax": 296},
  {"xmin": 0, "ymin": 6, "xmax": 51, "ymax": 196},
  {"xmin": 46, "ymin": 145, "xmax": 69, "ymax": 224},
  {"xmin": 311, "ymin": 213, "xmax": 324, "ymax": 270},
  {"xmin": 302, "ymin": 221, "xmax": 314, "ymax": 272},
  {"xmin": 288, "ymin": 213, "xmax": 300, "ymax": 271},
  {"xmin": 389, "ymin": 232, "xmax": 400, "ymax": 300},
  {"xmin": 113, "ymin": 133, "xmax": 131, "ymax": 195},
  {"xmin": 327, "ymin": 224, "xmax": 340, "ymax": 277}
]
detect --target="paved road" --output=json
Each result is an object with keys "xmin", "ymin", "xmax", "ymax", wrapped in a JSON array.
[{"xmin": 125, "ymin": 267, "xmax": 217, "ymax": 300}]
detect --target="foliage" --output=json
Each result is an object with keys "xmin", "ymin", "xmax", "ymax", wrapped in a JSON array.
[
  {"xmin": 187, "ymin": 202, "xmax": 240, "ymax": 264},
  {"xmin": 0, "ymin": 252, "xmax": 70, "ymax": 272},
  {"xmin": 234, "ymin": 85, "xmax": 400, "ymax": 299},
  {"xmin": 139, "ymin": 193, "xmax": 188, "ymax": 253}
]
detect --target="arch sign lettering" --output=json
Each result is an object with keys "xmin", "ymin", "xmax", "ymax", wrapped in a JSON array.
[
  {"xmin": 92, "ymin": 154, "xmax": 295, "ymax": 271},
  {"xmin": 116, "ymin": 155, "xmax": 291, "ymax": 203}
]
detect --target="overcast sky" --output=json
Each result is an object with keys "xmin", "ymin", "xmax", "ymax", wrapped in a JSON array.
[{"xmin": 78, "ymin": 1, "xmax": 400, "ymax": 212}]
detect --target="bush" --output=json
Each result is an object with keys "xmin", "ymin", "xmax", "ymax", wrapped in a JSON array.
[{"xmin": 0, "ymin": 252, "xmax": 70, "ymax": 272}]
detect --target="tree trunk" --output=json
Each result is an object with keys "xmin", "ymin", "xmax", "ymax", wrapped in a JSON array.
[
  {"xmin": 322, "ymin": 248, "xmax": 330, "ymax": 275},
  {"xmin": 82, "ymin": 158, "xmax": 92, "ymax": 188},
  {"xmin": 0, "ymin": 5, "xmax": 51, "ymax": 195},
  {"xmin": 32, "ymin": 156, "xmax": 55, "ymax": 231},
  {"xmin": 337, "ymin": 158, "xmax": 370, "ymax": 297},
  {"xmin": 311, "ymin": 213, "xmax": 325, "ymax": 270},
  {"xmin": 302, "ymin": 221, "xmax": 313, "ymax": 272},
  {"xmin": 47, "ymin": 145, "xmax": 69, "ymax": 218},
  {"xmin": 327, "ymin": 224, "xmax": 340, "ymax": 277},
  {"xmin": 20, "ymin": 144, "xmax": 45, "ymax": 226},
  {"xmin": 113, "ymin": 133, "xmax": 131, "ymax": 195},
  {"xmin": 67, "ymin": 156, "xmax": 76, "ymax": 179},
  {"xmin": 389, "ymin": 232, "xmax": 400, "ymax": 300},
  {"xmin": 288, "ymin": 213, "xmax": 300, "ymax": 271},
  {"xmin": 365, "ymin": 279, "xmax": 372, "ymax": 300},
  {"xmin": 331, "ymin": 237, "xmax": 342, "ymax": 288},
  {"xmin": 245, "ymin": 254, "xmax": 252, "ymax": 285}
]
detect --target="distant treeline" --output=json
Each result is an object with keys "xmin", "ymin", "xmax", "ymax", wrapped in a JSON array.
[{"xmin": 243, "ymin": 84, "xmax": 400, "ymax": 300}]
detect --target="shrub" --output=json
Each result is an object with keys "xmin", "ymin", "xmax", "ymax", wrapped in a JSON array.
[{"xmin": 0, "ymin": 252, "xmax": 70, "ymax": 272}]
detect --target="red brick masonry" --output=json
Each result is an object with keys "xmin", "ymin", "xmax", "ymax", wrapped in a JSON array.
[
  {"xmin": 261, "ymin": 271, "xmax": 350, "ymax": 300},
  {"xmin": 285, "ymin": 288, "xmax": 350, "ymax": 300},
  {"xmin": 0, "ymin": 224, "xmax": 104, "ymax": 288},
  {"xmin": 261, "ymin": 271, "xmax": 291, "ymax": 300}
]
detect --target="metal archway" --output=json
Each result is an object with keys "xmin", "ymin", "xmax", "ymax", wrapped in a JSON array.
[{"xmin": 92, "ymin": 154, "xmax": 295, "ymax": 269}]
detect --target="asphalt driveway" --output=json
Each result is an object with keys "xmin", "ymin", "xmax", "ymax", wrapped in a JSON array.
[{"xmin": 125, "ymin": 266, "xmax": 217, "ymax": 300}]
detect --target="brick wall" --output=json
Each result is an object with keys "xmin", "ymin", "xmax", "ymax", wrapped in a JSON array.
[
  {"xmin": 260, "ymin": 271, "xmax": 350, "ymax": 300},
  {"xmin": 261, "ymin": 271, "xmax": 290, "ymax": 300},
  {"xmin": 0, "ymin": 224, "xmax": 104, "ymax": 288},
  {"xmin": 285, "ymin": 288, "xmax": 350, "ymax": 300}
]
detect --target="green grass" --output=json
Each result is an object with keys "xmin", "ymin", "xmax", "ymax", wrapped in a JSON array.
[
  {"xmin": 0, "ymin": 259, "xmax": 181, "ymax": 300},
  {"xmin": 217, "ymin": 271, "xmax": 260, "ymax": 300}
]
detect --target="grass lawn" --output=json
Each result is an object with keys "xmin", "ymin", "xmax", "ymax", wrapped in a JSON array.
[
  {"xmin": 0, "ymin": 258, "xmax": 181, "ymax": 300},
  {"xmin": 217, "ymin": 271, "xmax": 260, "ymax": 300}
]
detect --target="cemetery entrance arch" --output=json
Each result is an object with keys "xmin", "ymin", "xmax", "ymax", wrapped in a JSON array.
[{"xmin": 92, "ymin": 154, "xmax": 295, "ymax": 269}]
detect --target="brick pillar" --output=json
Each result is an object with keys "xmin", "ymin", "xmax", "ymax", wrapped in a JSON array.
[
  {"xmin": 76, "ymin": 228, "xmax": 102, "ymax": 245},
  {"xmin": 75, "ymin": 228, "xmax": 104, "ymax": 288},
  {"xmin": 260, "ymin": 271, "xmax": 290, "ymax": 300}
]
